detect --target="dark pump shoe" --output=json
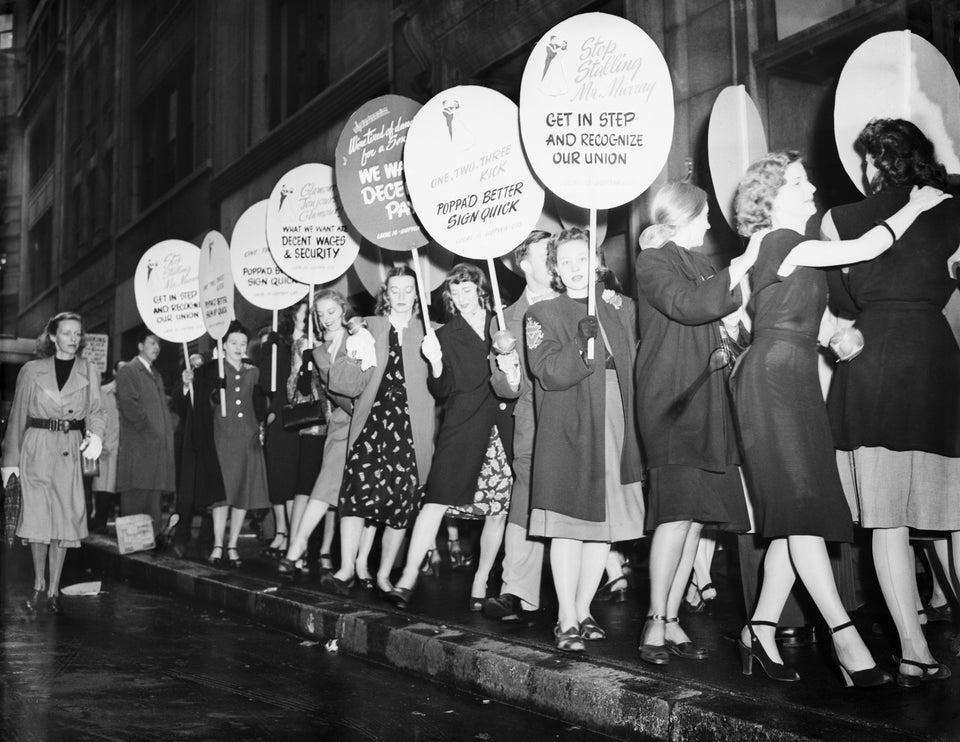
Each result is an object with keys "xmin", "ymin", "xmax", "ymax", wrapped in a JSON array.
[
  {"xmin": 483, "ymin": 594, "xmax": 527, "ymax": 622},
  {"xmin": 24, "ymin": 589, "xmax": 45, "ymax": 614},
  {"xmin": 46, "ymin": 595, "xmax": 64, "ymax": 615},
  {"xmin": 320, "ymin": 573, "xmax": 355, "ymax": 596}
]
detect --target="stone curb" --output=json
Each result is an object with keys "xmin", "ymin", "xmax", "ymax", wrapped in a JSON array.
[{"xmin": 80, "ymin": 536, "xmax": 925, "ymax": 742}]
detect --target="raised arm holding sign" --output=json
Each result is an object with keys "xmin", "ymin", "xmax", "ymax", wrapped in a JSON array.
[
  {"xmin": 403, "ymin": 85, "xmax": 545, "ymax": 340},
  {"xmin": 519, "ymin": 12, "xmax": 673, "ymax": 358}
]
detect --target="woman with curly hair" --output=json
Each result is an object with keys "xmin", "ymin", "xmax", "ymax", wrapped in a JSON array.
[
  {"xmin": 525, "ymin": 229, "xmax": 645, "ymax": 652},
  {"xmin": 322, "ymin": 266, "xmax": 436, "ymax": 595},
  {"xmin": 731, "ymin": 150, "xmax": 947, "ymax": 686},
  {"xmin": 388, "ymin": 263, "xmax": 513, "ymax": 609},
  {"xmin": 1, "ymin": 312, "xmax": 105, "ymax": 614},
  {"xmin": 826, "ymin": 119, "xmax": 960, "ymax": 686}
]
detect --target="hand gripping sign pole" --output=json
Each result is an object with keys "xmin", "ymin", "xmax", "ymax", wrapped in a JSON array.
[
  {"xmin": 335, "ymin": 95, "xmax": 438, "ymax": 335},
  {"xmin": 199, "ymin": 230, "xmax": 236, "ymax": 415},
  {"xmin": 230, "ymin": 200, "xmax": 309, "ymax": 391},
  {"xmin": 266, "ymin": 163, "xmax": 361, "ymax": 361},
  {"xmin": 134, "ymin": 240, "xmax": 206, "ymax": 405},
  {"xmin": 402, "ymin": 86, "xmax": 545, "ymax": 345},
  {"xmin": 519, "ymin": 12, "xmax": 674, "ymax": 358}
]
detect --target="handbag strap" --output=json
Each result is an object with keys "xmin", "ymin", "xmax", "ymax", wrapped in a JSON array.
[{"xmin": 673, "ymin": 245, "xmax": 729, "ymax": 358}]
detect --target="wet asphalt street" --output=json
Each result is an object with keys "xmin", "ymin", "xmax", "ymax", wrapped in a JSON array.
[{"xmin": 0, "ymin": 554, "xmax": 628, "ymax": 742}]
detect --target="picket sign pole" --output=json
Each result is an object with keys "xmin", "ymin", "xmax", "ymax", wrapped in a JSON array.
[
  {"xmin": 217, "ymin": 338, "xmax": 226, "ymax": 416},
  {"xmin": 587, "ymin": 208, "xmax": 597, "ymax": 360},
  {"xmin": 182, "ymin": 342, "xmax": 194, "ymax": 406},
  {"xmin": 411, "ymin": 247, "xmax": 433, "ymax": 337},
  {"xmin": 487, "ymin": 258, "xmax": 507, "ymax": 333},
  {"xmin": 271, "ymin": 309, "xmax": 278, "ymax": 392}
]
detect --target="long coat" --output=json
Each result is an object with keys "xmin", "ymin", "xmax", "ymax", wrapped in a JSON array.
[
  {"xmin": 116, "ymin": 359, "xmax": 176, "ymax": 492},
  {"xmin": 2, "ymin": 356, "xmax": 106, "ymax": 543},
  {"xmin": 525, "ymin": 292, "xmax": 643, "ymax": 522},
  {"xmin": 635, "ymin": 243, "xmax": 742, "ymax": 471},
  {"xmin": 176, "ymin": 359, "xmax": 226, "ymax": 509},
  {"xmin": 489, "ymin": 293, "xmax": 537, "ymax": 527},
  {"xmin": 91, "ymin": 380, "xmax": 120, "ymax": 493},
  {"xmin": 424, "ymin": 312, "xmax": 513, "ymax": 507},
  {"xmin": 328, "ymin": 315, "xmax": 436, "ymax": 482}
]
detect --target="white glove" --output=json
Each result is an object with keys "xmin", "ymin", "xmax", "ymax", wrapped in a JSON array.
[
  {"xmin": 495, "ymin": 350, "xmax": 522, "ymax": 390},
  {"xmin": 1, "ymin": 466, "xmax": 19, "ymax": 487},
  {"xmin": 346, "ymin": 328, "xmax": 378, "ymax": 372},
  {"xmin": 829, "ymin": 327, "xmax": 865, "ymax": 362},
  {"xmin": 80, "ymin": 433, "xmax": 103, "ymax": 460}
]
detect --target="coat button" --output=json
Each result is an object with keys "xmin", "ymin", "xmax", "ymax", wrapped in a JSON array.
[
  {"xmin": 63, "ymin": 451, "xmax": 69, "ymax": 457},
  {"xmin": 499, "ymin": 402, "xmax": 506, "ymax": 410},
  {"xmin": 235, "ymin": 399, "xmax": 241, "ymax": 405},
  {"xmin": 238, "ymin": 412, "xmax": 244, "ymax": 418},
  {"xmin": 234, "ymin": 386, "xmax": 240, "ymax": 392}
]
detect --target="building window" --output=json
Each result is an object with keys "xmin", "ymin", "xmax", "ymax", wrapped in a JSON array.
[
  {"xmin": 136, "ymin": 52, "xmax": 194, "ymax": 210},
  {"xmin": 29, "ymin": 107, "xmax": 55, "ymax": 184},
  {"xmin": 268, "ymin": 0, "xmax": 329, "ymax": 127},
  {"xmin": 0, "ymin": 12, "xmax": 13, "ymax": 51},
  {"xmin": 27, "ymin": 210, "xmax": 54, "ymax": 300}
]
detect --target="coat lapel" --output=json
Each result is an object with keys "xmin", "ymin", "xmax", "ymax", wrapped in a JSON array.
[{"xmin": 35, "ymin": 356, "xmax": 61, "ymax": 404}]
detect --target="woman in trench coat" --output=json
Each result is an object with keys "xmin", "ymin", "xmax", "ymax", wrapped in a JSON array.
[{"xmin": 2, "ymin": 312, "xmax": 106, "ymax": 614}]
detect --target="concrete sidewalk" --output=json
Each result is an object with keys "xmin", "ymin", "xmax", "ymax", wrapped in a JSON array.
[{"xmin": 79, "ymin": 534, "xmax": 958, "ymax": 742}]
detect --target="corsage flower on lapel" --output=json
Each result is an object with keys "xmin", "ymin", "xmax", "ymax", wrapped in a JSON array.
[
  {"xmin": 601, "ymin": 289, "xmax": 622, "ymax": 310},
  {"xmin": 525, "ymin": 317, "xmax": 544, "ymax": 350}
]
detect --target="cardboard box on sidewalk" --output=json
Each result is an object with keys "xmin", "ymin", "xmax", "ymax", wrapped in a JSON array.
[{"xmin": 115, "ymin": 514, "xmax": 155, "ymax": 554}]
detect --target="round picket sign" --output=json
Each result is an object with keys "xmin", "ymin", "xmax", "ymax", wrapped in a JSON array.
[
  {"xmin": 403, "ymin": 85, "xmax": 544, "ymax": 260},
  {"xmin": 134, "ymin": 240, "xmax": 205, "ymax": 344},
  {"xmin": 335, "ymin": 95, "xmax": 429, "ymax": 251},
  {"xmin": 230, "ymin": 200, "xmax": 309, "ymax": 310},
  {"xmin": 708, "ymin": 85, "xmax": 768, "ymax": 229},
  {"xmin": 198, "ymin": 230, "xmax": 235, "ymax": 340},
  {"xmin": 519, "ymin": 12, "xmax": 674, "ymax": 209},
  {"xmin": 266, "ymin": 163, "xmax": 361, "ymax": 285},
  {"xmin": 835, "ymin": 31, "xmax": 960, "ymax": 194}
]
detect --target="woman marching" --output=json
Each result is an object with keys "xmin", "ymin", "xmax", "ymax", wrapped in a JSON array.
[
  {"xmin": 826, "ymin": 119, "xmax": 960, "ymax": 687},
  {"xmin": 1, "ymin": 312, "xmax": 106, "ymax": 614},
  {"xmin": 634, "ymin": 183, "xmax": 760, "ymax": 664},
  {"xmin": 388, "ymin": 263, "xmax": 513, "ymax": 610},
  {"xmin": 323, "ymin": 266, "xmax": 435, "ymax": 595},
  {"xmin": 208, "ymin": 321, "xmax": 271, "ymax": 568},
  {"xmin": 731, "ymin": 150, "xmax": 947, "ymax": 686},
  {"xmin": 278, "ymin": 289, "xmax": 354, "ymax": 577},
  {"xmin": 525, "ymin": 228, "xmax": 645, "ymax": 652}
]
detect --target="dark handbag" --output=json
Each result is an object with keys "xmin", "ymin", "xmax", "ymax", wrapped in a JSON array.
[
  {"xmin": 4, "ymin": 472, "xmax": 21, "ymax": 546},
  {"xmin": 281, "ymin": 399, "xmax": 326, "ymax": 432}
]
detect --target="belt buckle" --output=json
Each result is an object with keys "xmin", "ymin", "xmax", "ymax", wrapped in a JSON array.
[{"xmin": 56, "ymin": 419, "xmax": 68, "ymax": 433}]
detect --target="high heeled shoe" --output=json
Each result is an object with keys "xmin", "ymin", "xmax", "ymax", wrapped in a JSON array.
[
  {"xmin": 263, "ymin": 533, "xmax": 288, "ymax": 560},
  {"xmin": 24, "ymin": 588, "xmax": 45, "ymax": 613},
  {"xmin": 827, "ymin": 622, "xmax": 892, "ymax": 688},
  {"xmin": 593, "ymin": 575, "xmax": 629, "ymax": 603},
  {"xmin": 320, "ymin": 573, "xmax": 356, "ymax": 596},
  {"xmin": 554, "ymin": 623, "xmax": 586, "ymax": 652},
  {"xmin": 448, "ymin": 539, "xmax": 472, "ymax": 570},
  {"xmin": 738, "ymin": 621, "xmax": 800, "ymax": 682},
  {"xmin": 208, "ymin": 545, "xmax": 224, "ymax": 567},
  {"xmin": 891, "ymin": 656, "xmax": 950, "ymax": 688},
  {"xmin": 278, "ymin": 557, "xmax": 301, "ymax": 579},
  {"xmin": 46, "ymin": 595, "xmax": 64, "ymax": 615},
  {"xmin": 387, "ymin": 585, "xmax": 414, "ymax": 608},
  {"xmin": 664, "ymin": 617, "xmax": 708, "ymax": 659},
  {"xmin": 683, "ymin": 580, "xmax": 716, "ymax": 614},
  {"xmin": 420, "ymin": 549, "xmax": 441, "ymax": 576},
  {"xmin": 638, "ymin": 615, "xmax": 670, "ymax": 665},
  {"xmin": 226, "ymin": 547, "xmax": 242, "ymax": 568}
]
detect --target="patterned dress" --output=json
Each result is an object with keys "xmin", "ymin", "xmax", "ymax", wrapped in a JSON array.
[
  {"xmin": 445, "ymin": 427, "xmax": 512, "ymax": 519},
  {"xmin": 338, "ymin": 327, "xmax": 421, "ymax": 529}
]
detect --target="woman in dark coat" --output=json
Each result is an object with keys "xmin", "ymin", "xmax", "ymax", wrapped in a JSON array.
[
  {"xmin": 634, "ymin": 183, "xmax": 759, "ymax": 665},
  {"xmin": 389, "ymin": 263, "xmax": 513, "ymax": 609},
  {"xmin": 1, "ymin": 312, "xmax": 105, "ymax": 614},
  {"xmin": 731, "ymin": 150, "xmax": 945, "ymax": 686},
  {"xmin": 825, "ymin": 118, "xmax": 960, "ymax": 686},
  {"xmin": 525, "ymin": 229, "xmax": 644, "ymax": 652}
]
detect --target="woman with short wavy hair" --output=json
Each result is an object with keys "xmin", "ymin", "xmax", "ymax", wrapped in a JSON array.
[{"xmin": 729, "ymin": 150, "xmax": 946, "ymax": 687}]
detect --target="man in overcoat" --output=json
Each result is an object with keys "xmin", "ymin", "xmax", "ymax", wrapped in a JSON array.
[
  {"xmin": 485, "ymin": 230, "xmax": 556, "ymax": 621},
  {"xmin": 116, "ymin": 331, "xmax": 176, "ymax": 535}
]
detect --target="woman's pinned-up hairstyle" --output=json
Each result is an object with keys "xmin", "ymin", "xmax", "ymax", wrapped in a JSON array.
[
  {"xmin": 312, "ymin": 289, "xmax": 353, "ymax": 339},
  {"xmin": 734, "ymin": 150, "xmax": 802, "ymax": 236},
  {"xmin": 440, "ymin": 262, "xmax": 492, "ymax": 318},
  {"xmin": 855, "ymin": 118, "xmax": 947, "ymax": 194},
  {"xmin": 37, "ymin": 311, "xmax": 85, "ymax": 357},
  {"xmin": 545, "ymin": 227, "xmax": 613, "ymax": 293},
  {"xmin": 375, "ymin": 265, "xmax": 421, "ymax": 317},
  {"xmin": 638, "ymin": 182, "xmax": 709, "ymax": 249}
]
